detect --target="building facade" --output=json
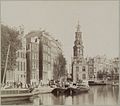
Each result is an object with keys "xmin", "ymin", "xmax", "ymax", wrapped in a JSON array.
[
  {"xmin": 50, "ymin": 38, "xmax": 62, "ymax": 80},
  {"xmin": 87, "ymin": 58, "xmax": 94, "ymax": 80},
  {"xmin": 109, "ymin": 57, "xmax": 119, "ymax": 80},
  {"xmin": 87, "ymin": 55, "xmax": 119, "ymax": 81},
  {"xmin": 26, "ymin": 30, "xmax": 62, "ymax": 84},
  {"xmin": 15, "ymin": 49, "xmax": 26, "ymax": 84},
  {"xmin": 93, "ymin": 55, "xmax": 108, "ymax": 80},
  {"xmin": 26, "ymin": 32, "xmax": 39, "ymax": 86},
  {"xmin": 6, "ymin": 26, "xmax": 27, "ymax": 85},
  {"xmin": 39, "ymin": 31, "xmax": 51, "ymax": 84},
  {"xmin": 72, "ymin": 23, "xmax": 88, "ymax": 83},
  {"xmin": 39, "ymin": 31, "xmax": 62, "ymax": 83}
]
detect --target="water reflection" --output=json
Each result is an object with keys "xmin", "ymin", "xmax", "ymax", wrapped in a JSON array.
[
  {"xmin": 2, "ymin": 99, "xmax": 33, "ymax": 105},
  {"xmin": 33, "ymin": 85, "xmax": 119, "ymax": 105},
  {"xmin": 2, "ymin": 85, "xmax": 119, "ymax": 105}
]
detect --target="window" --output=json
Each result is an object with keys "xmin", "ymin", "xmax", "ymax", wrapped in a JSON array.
[
  {"xmin": 82, "ymin": 66, "xmax": 86, "ymax": 71},
  {"xmin": 21, "ymin": 52, "xmax": 22, "ymax": 58},
  {"xmin": 76, "ymin": 67, "xmax": 79, "ymax": 72},
  {"xmin": 35, "ymin": 38, "xmax": 37, "ymax": 42},
  {"xmin": 28, "ymin": 44, "xmax": 30, "ymax": 49},
  {"xmin": 34, "ymin": 53, "xmax": 37, "ymax": 59},
  {"xmin": 18, "ymin": 52, "xmax": 19, "ymax": 58},
  {"xmin": 22, "ymin": 52, "xmax": 24, "ymax": 58},
  {"xmin": 34, "ymin": 73, "xmax": 36, "ymax": 79},
  {"xmin": 23, "ymin": 53, "xmax": 25, "ymax": 58},
  {"xmin": 18, "ymin": 62, "xmax": 19, "ymax": 71},
  {"xmin": 32, "ymin": 61, "xmax": 34, "ymax": 69},
  {"xmin": 82, "ymin": 74, "xmax": 86, "ymax": 80},
  {"xmin": 36, "ymin": 54, "xmax": 38, "ymax": 59},
  {"xmin": 24, "ymin": 62, "xmax": 26, "ymax": 71},
  {"xmin": 18, "ymin": 75, "xmax": 19, "ymax": 81},
  {"xmin": 34, "ymin": 61, "xmax": 35, "ymax": 69},
  {"xmin": 21, "ymin": 62, "xmax": 22, "ymax": 71}
]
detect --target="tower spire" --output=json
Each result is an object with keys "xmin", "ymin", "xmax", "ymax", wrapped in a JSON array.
[
  {"xmin": 73, "ymin": 21, "xmax": 84, "ymax": 58},
  {"xmin": 76, "ymin": 21, "xmax": 81, "ymax": 32}
]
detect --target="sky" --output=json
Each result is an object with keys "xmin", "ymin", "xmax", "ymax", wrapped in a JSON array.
[{"xmin": 1, "ymin": 1, "xmax": 119, "ymax": 70}]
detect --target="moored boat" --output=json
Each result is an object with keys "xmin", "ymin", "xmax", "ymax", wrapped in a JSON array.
[
  {"xmin": 76, "ymin": 85, "xmax": 90, "ymax": 93},
  {"xmin": 52, "ymin": 87, "xmax": 67, "ymax": 95},
  {"xmin": 34, "ymin": 86, "xmax": 54, "ymax": 94},
  {"xmin": 64, "ymin": 86, "xmax": 77, "ymax": 95},
  {"xmin": 88, "ymin": 80, "xmax": 107, "ymax": 86},
  {"xmin": 64, "ymin": 83, "xmax": 78, "ymax": 95},
  {"xmin": 1, "ymin": 88, "xmax": 33, "ymax": 102},
  {"xmin": 112, "ymin": 82, "xmax": 119, "ymax": 86},
  {"xmin": 64, "ymin": 81, "xmax": 90, "ymax": 95}
]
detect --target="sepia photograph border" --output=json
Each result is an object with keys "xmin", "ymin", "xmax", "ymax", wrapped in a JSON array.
[{"xmin": 0, "ymin": 0, "xmax": 120, "ymax": 106}]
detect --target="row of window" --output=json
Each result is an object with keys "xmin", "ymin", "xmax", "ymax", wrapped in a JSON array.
[
  {"xmin": 17, "ymin": 74, "xmax": 26, "ymax": 82},
  {"xmin": 6, "ymin": 71, "xmax": 14, "ymax": 80},
  {"xmin": 18, "ymin": 74, "xmax": 26, "ymax": 79},
  {"xmin": 27, "ymin": 44, "xmax": 30, "ymax": 50},
  {"xmin": 43, "ymin": 64, "xmax": 51, "ymax": 72},
  {"xmin": 32, "ymin": 61, "xmax": 39, "ymax": 69},
  {"xmin": 76, "ymin": 66, "xmax": 86, "ymax": 72},
  {"xmin": 32, "ymin": 53, "xmax": 39, "ymax": 60},
  {"xmin": 31, "ymin": 73, "xmax": 39, "ymax": 80},
  {"xmin": 31, "ymin": 44, "xmax": 39, "ymax": 51},
  {"xmin": 17, "ymin": 61, "xmax": 26, "ymax": 71},
  {"xmin": 76, "ymin": 74, "xmax": 86, "ymax": 80},
  {"xmin": 17, "ymin": 51, "xmax": 26, "ymax": 58},
  {"xmin": 43, "ymin": 45, "xmax": 51, "ymax": 54},
  {"xmin": 42, "ymin": 37, "xmax": 50, "ymax": 46},
  {"xmin": 43, "ymin": 72, "xmax": 48, "ymax": 80},
  {"xmin": 43, "ymin": 54, "xmax": 51, "ymax": 62}
]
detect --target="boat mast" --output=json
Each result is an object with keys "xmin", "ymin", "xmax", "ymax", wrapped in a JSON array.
[{"xmin": 2, "ymin": 44, "xmax": 10, "ymax": 84}]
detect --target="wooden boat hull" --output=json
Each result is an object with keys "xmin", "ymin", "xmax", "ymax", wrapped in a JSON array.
[
  {"xmin": 65, "ymin": 87, "xmax": 90, "ymax": 95},
  {"xmin": 39, "ymin": 88, "xmax": 54, "ymax": 94},
  {"xmin": 1, "ymin": 93, "xmax": 33, "ymax": 102},
  {"xmin": 112, "ymin": 84, "xmax": 119, "ymax": 86},
  {"xmin": 78, "ymin": 87, "xmax": 90, "ymax": 93},
  {"xmin": 88, "ymin": 81, "xmax": 106, "ymax": 86},
  {"xmin": 52, "ymin": 87, "xmax": 66, "ymax": 95},
  {"xmin": 89, "ymin": 83, "xmax": 106, "ymax": 86},
  {"xmin": 64, "ymin": 87, "xmax": 77, "ymax": 95}
]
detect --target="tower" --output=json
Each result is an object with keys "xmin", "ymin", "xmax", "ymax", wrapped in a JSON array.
[
  {"xmin": 73, "ymin": 22, "xmax": 84, "ymax": 60},
  {"xmin": 72, "ymin": 22, "xmax": 88, "ymax": 83}
]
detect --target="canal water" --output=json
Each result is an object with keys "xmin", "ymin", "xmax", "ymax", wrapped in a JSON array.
[{"xmin": 2, "ymin": 85, "xmax": 119, "ymax": 105}]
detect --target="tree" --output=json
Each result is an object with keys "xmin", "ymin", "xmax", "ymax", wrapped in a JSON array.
[
  {"xmin": 53, "ymin": 53, "xmax": 67, "ymax": 80},
  {"xmin": 1, "ymin": 24, "xmax": 22, "ymax": 83}
]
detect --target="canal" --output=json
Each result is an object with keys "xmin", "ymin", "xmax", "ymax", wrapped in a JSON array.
[{"xmin": 2, "ymin": 85, "xmax": 119, "ymax": 105}]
